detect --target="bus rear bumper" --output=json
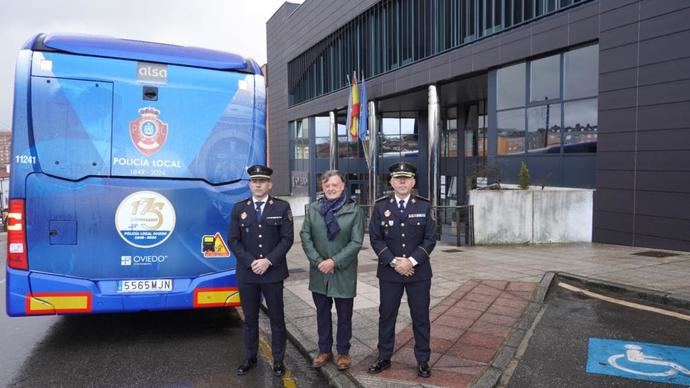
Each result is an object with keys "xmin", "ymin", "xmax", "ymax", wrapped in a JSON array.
[{"xmin": 5, "ymin": 268, "xmax": 240, "ymax": 316}]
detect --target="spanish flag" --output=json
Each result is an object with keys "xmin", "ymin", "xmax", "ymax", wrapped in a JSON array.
[{"xmin": 348, "ymin": 72, "xmax": 360, "ymax": 141}]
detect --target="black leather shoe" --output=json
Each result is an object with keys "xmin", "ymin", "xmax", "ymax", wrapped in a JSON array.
[
  {"xmin": 273, "ymin": 361, "xmax": 286, "ymax": 377},
  {"xmin": 418, "ymin": 362, "xmax": 431, "ymax": 378},
  {"xmin": 367, "ymin": 359, "xmax": 391, "ymax": 374},
  {"xmin": 236, "ymin": 357, "xmax": 257, "ymax": 376}
]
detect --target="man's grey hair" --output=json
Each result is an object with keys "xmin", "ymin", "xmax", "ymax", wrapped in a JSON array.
[{"xmin": 320, "ymin": 169, "xmax": 346, "ymax": 184}]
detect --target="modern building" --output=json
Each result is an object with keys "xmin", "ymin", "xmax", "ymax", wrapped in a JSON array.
[{"xmin": 266, "ymin": 0, "xmax": 690, "ymax": 251}]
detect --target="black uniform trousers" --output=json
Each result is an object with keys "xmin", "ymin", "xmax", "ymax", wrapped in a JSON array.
[
  {"xmin": 239, "ymin": 281, "xmax": 286, "ymax": 362},
  {"xmin": 312, "ymin": 292, "xmax": 354, "ymax": 355},
  {"xmin": 378, "ymin": 279, "xmax": 431, "ymax": 363}
]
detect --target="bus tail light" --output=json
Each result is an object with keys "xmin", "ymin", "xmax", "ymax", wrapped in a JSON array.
[{"xmin": 7, "ymin": 199, "xmax": 28, "ymax": 270}]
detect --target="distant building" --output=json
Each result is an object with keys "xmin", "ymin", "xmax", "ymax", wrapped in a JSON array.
[{"xmin": 0, "ymin": 132, "xmax": 10, "ymax": 173}]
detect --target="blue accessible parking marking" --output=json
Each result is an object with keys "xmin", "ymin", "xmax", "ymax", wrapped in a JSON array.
[{"xmin": 587, "ymin": 338, "xmax": 690, "ymax": 385}]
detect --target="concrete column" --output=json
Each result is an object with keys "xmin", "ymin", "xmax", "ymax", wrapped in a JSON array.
[
  {"xmin": 428, "ymin": 85, "xmax": 440, "ymax": 209},
  {"xmin": 329, "ymin": 111, "xmax": 337, "ymax": 170}
]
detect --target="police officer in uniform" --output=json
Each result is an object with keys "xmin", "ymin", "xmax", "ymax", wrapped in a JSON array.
[
  {"xmin": 367, "ymin": 162, "xmax": 436, "ymax": 378},
  {"xmin": 228, "ymin": 165, "xmax": 294, "ymax": 377}
]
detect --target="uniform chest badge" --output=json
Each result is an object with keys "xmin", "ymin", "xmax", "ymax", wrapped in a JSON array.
[
  {"xmin": 384, "ymin": 209, "xmax": 391, "ymax": 218},
  {"xmin": 240, "ymin": 212, "xmax": 247, "ymax": 220},
  {"xmin": 389, "ymin": 220, "xmax": 394, "ymax": 226}
]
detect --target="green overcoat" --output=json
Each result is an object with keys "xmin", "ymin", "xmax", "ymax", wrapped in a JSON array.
[{"xmin": 300, "ymin": 199, "xmax": 364, "ymax": 298}]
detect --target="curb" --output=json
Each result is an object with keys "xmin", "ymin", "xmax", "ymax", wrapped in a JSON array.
[{"xmin": 555, "ymin": 272, "xmax": 690, "ymax": 313}]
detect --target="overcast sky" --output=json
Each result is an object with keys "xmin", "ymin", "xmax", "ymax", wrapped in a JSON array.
[{"xmin": 0, "ymin": 0, "xmax": 302, "ymax": 131}]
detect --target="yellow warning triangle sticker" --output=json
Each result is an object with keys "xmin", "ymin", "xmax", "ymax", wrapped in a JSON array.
[{"xmin": 202, "ymin": 232, "xmax": 231, "ymax": 258}]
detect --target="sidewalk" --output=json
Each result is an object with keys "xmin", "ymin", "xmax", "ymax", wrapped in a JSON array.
[{"xmin": 279, "ymin": 219, "xmax": 690, "ymax": 387}]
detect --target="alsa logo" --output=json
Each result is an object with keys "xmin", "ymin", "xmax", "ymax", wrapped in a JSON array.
[
  {"xmin": 137, "ymin": 62, "xmax": 168, "ymax": 84},
  {"xmin": 129, "ymin": 107, "xmax": 168, "ymax": 156},
  {"xmin": 139, "ymin": 66, "xmax": 167, "ymax": 78}
]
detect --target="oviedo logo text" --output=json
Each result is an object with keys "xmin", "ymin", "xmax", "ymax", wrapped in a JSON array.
[{"xmin": 121, "ymin": 255, "xmax": 168, "ymax": 266}]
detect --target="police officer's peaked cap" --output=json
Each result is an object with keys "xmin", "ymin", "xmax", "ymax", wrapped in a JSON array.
[
  {"xmin": 247, "ymin": 164, "xmax": 273, "ymax": 180},
  {"xmin": 389, "ymin": 161, "xmax": 416, "ymax": 178}
]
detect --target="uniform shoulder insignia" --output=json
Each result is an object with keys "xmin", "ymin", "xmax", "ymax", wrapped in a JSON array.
[
  {"xmin": 238, "ymin": 197, "xmax": 252, "ymax": 205},
  {"xmin": 375, "ymin": 195, "xmax": 390, "ymax": 203},
  {"xmin": 271, "ymin": 196, "xmax": 287, "ymax": 203},
  {"xmin": 414, "ymin": 195, "xmax": 430, "ymax": 202}
]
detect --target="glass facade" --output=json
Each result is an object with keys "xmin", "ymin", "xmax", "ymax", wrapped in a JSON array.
[
  {"xmin": 496, "ymin": 44, "xmax": 599, "ymax": 155},
  {"xmin": 288, "ymin": 0, "xmax": 591, "ymax": 105}
]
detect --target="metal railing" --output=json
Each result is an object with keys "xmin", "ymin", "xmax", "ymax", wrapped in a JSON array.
[{"xmin": 434, "ymin": 205, "xmax": 474, "ymax": 247}]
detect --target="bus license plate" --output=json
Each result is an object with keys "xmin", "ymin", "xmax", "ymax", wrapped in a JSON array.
[{"xmin": 118, "ymin": 279, "xmax": 173, "ymax": 293}]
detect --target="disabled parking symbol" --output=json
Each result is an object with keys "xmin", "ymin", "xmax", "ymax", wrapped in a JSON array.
[{"xmin": 587, "ymin": 338, "xmax": 690, "ymax": 385}]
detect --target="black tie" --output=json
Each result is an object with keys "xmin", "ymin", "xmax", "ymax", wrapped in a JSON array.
[
  {"xmin": 255, "ymin": 201, "xmax": 264, "ymax": 219},
  {"xmin": 399, "ymin": 199, "xmax": 405, "ymax": 213}
]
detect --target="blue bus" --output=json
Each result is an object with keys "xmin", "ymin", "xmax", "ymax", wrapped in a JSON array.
[{"xmin": 6, "ymin": 33, "xmax": 266, "ymax": 316}]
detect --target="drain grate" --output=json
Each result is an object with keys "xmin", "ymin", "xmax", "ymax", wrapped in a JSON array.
[
  {"xmin": 632, "ymin": 250, "xmax": 679, "ymax": 258},
  {"xmin": 442, "ymin": 249, "xmax": 463, "ymax": 253}
]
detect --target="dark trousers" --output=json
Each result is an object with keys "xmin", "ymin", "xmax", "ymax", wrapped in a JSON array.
[
  {"xmin": 312, "ymin": 292, "xmax": 354, "ymax": 355},
  {"xmin": 239, "ymin": 281, "xmax": 286, "ymax": 362},
  {"xmin": 377, "ymin": 279, "xmax": 431, "ymax": 362}
]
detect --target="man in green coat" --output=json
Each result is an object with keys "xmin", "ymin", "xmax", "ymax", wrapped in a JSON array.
[{"xmin": 300, "ymin": 170, "xmax": 364, "ymax": 371}]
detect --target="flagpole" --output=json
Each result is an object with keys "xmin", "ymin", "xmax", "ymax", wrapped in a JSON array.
[{"xmin": 367, "ymin": 100, "xmax": 377, "ymax": 217}]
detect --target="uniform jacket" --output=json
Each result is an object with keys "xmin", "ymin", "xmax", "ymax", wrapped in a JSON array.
[
  {"xmin": 228, "ymin": 196, "xmax": 294, "ymax": 284},
  {"xmin": 369, "ymin": 194, "xmax": 436, "ymax": 282},
  {"xmin": 300, "ymin": 199, "xmax": 364, "ymax": 298}
]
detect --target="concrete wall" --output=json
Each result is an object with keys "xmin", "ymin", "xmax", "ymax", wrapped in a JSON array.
[
  {"xmin": 276, "ymin": 195, "xmax": 310, "ymax": 217},
  {"xmin": 469, "ymin": 188, "xmax": 593, "ymax": 244}
]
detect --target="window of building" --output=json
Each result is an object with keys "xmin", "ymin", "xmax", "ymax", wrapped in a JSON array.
[
  {"xmin": 293, "ymin": 118, "xmax": 309, "ymax": 160},
  {"xmin": 442, "ymin": 106, "xmax": 458, "ymax": 157},
  {"xmin": 289, "ymin": 119, "xmax": 310, "ymax": 196},
  {"xmin": 527, "ymin": 104, "xmax": 562, "ymax": 153},
  {"xmin": 497, "ymin": 108, "xmax": 526, "ymax": 155},
  {"xmin": 563, "ymin": 98, "xmax": 597, "ymax": 153},
  {"xmin": 564, "ymin": 44, "xmax": 599, "ymax": 100},
  {"xmin": 497, "ymin": 63, "xmax": 526, "ymax": 110},
  {"xmin": 466, "ymin": 100, "xmax": 489, "ymax": 157},
  {"xmin": 530, "ymin": 54, "xmax": 561, "ymax": 102},
  {"xmin": 315, "ymin": 116, "xmax": 330, "ymax": 159},
  {"xmin": 380, "ymin": 112, "xmax": 419, "ymax": 157},
  {"xmin": 496, "ymin": 44, "xmax": 598, "ymax": 155}
]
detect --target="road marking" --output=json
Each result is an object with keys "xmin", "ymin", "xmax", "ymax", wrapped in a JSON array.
[
  {"xmin": 237, "ymin": 307, "xmax": 298, "ymax": 388},
  {"xmin": 259, "ymin": 336, "xmax": 298, "ymax": 388},
  {"xmin": 558, "ymin": 282, "xmax": 690, "ymax": 322}
]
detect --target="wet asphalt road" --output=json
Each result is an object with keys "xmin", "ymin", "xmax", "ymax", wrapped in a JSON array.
[
  {"xmin": 0, "ymin": 235, "xmax": 328, "ymax": 387},
  {"xmin": 507, "ymin": 281, "xmax": 690, "ymax": 387}
]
